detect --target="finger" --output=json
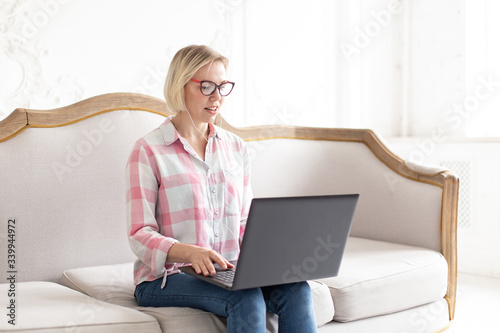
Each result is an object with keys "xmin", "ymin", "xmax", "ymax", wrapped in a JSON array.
[
  {"xmin": 211, "ymin": 253, "xmax": 232, "ymax": 270},
  {"xmin": 219, "ymin": 257, "xmax": 234, "ymax": 270},
  {"xmin": 201, "ymin": 264, "xmax": 211, "ymax": 276},
  {"xmin": 192, "ymin": 263, "xmax": 202, "ymax": 275},
  {"xmin": 193, "ymin": 260, "xmax": 211, "ymax": 276},
  {"xmin": 194, "ymin": 261, "xmax": 210, "ymax": 276},
  {"xmin": 201, "ymin": 257, "xmax": 216, "ymax": 276}
]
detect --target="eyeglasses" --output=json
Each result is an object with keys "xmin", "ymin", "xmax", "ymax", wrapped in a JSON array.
[{"xmin": 190, "ymin": 79, "xmax": 235, "ymax": 96}]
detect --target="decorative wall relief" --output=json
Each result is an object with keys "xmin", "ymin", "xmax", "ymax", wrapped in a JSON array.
[{"xmin": 0, "ymin": 0, "xmax": 83, "ymax": 120}]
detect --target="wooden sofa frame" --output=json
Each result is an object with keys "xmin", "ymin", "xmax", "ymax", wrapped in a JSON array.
[{"xmin": 0, "ymin": 92, "xmax": 458, "ymax": 322}]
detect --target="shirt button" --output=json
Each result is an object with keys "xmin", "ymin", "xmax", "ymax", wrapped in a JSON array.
[
  {"xmin": 211, "ymin": 189, "xmax": 216, "ymax": 193},
  {"xmin": 214, "ymin": 211, "xmax": 219, "ymax": 216},
  {"xmin": 215, "ymin": 233, "xmax": 219, "ymax": 237}
]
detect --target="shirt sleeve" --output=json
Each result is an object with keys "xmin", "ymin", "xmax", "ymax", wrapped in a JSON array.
[
  {"xmin": 126, "ymin": 140, "xmax": 178, "ymax": 278},
  {"xmin": 239, "ymin": 142, "xmax": 254, "ymax": 245}
]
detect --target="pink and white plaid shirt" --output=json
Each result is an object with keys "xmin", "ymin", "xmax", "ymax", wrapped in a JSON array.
[{"xmin": 126, "ymin": 116, "xmax": 253, "ymax": 287}]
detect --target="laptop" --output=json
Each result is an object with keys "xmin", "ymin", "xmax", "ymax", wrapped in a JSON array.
[{"xmin": 179, "ymin": 194, "xmax": 359, "ymax": 290}]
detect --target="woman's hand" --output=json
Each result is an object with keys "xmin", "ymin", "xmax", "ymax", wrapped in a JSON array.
[{"xmin": 168, "ymin": 243, "xmax": 234, "ymax": 276}]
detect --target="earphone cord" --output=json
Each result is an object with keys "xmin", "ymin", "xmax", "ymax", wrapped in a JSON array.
[
  {"xmin": 185, "ymin": 109, "xmax": 209, "ymax": 143},
  {"xmin": 219, "ymin": 216, "xmax": 240, "ymax": 241},
  {"xmin": 218, "ymin": 113, "xmax": 223, "ymax": 129},
  {"xmin": 184, "ymin": 110, "xmax": 224, "ymax": 143},
  {"xmin": 184, "ymin": 109, "xmax": 235, "ymax": 240}
]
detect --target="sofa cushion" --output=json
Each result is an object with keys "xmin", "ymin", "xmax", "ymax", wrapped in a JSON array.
[
  {"xmin": 309, "ymin": 280, "xmax": 335, "ymax": 325},
  {"xmin": 61, "ymin": 262, "xmax": 334, "ymax": 330},
  {"xmin": 0, "ymin": 281, "xmax": 160, "ymax": 332},
  {"xmin": 318, "ymin": 237, "xmax": 448, "ymax": 322}
]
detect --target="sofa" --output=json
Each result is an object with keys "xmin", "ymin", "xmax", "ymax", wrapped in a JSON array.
[{"xmin": 0, "ymin": 93, "xmax": 458, "ymax": 332}]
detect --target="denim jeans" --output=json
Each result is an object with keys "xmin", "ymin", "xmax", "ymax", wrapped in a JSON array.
[{"xmin": 135, "ymin": 273, "xmax": 318, "ymax": 333}]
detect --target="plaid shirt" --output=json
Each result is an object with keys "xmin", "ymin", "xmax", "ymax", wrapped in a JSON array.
[{"xmin": 126, "ymin": 117, "xmax": 253, "ymax": 287}]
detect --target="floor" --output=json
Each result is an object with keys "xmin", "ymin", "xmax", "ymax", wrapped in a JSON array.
[{"xmin": 446, "ymin": 273, "xmax": 500, "ymax": 332}]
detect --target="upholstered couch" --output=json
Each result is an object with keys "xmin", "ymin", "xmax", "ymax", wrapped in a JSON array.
[{"xmin": 0, "ymin": 93, "xmax": 458, "ymax": 332}]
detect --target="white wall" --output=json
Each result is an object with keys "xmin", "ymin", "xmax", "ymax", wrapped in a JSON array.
[
  {"xmin": 2, "ymin": 0, "xmax": 499, "ymax": 135},
  {"xmin": 0, "ymin": 0, "xmax": 231, "ymax": 120},
  {"xmin": 1, "ymin": 0, "xmax": 499, "ymax": 277},
  {"xmin": 1, "ymin": 0, "xmax": 405, "ymax": 134}
]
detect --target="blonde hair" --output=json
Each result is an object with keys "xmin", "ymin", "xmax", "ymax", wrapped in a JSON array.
[{"xmin": 164, "ymin": 45, "xmax": 229, "ymax": 113}]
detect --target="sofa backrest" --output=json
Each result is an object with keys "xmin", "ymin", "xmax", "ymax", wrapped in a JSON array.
[
  {"xmin": 0, "ymin": 94, "xmax": 458, "ymax": 295},
  {"xmin": 0, "ymin": 107, "xmax": 168, "ymax": 282},
  {"xmin": 246, "ymin": 138, "xmax": 444, "ymax": 249}
]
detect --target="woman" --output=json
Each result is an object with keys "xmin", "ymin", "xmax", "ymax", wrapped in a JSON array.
[{"xmin": 126, "ymin": 44, "xmax": 317, "ymax": 332}]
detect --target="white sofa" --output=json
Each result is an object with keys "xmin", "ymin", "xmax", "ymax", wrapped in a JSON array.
[{"xmin": 0, "ymin": 93, "xmax": 458, "ymax": 332}]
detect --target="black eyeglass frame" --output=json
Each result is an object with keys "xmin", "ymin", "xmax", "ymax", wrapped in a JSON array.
[{"xmin": 190, "ymin": 79, "xmax": 235, "ymax": 96}]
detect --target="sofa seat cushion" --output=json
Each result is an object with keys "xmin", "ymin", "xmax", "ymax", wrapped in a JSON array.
[
  {"xmin": 61, "ymin": 262, "xmax": 334, "ymax": 330},
  {"xmin": 318, "ymin": 237, "xmax": 448, "ymax": 322},
  {"xmin": 0, "ymin": 281, "xmax": 160, "ymax": 332}
]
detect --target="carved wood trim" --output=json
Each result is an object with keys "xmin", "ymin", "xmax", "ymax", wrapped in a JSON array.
[
  {"xmin": 0, "ymin": 93, "xmax": 171, "ymax": 142},
  {"xmin": 441, "ymin": 172, "xmax": 459, "ymax": 320},
  {"xmin": 0, "ymin": 108, "xmax": 28, "ymax": 142}
]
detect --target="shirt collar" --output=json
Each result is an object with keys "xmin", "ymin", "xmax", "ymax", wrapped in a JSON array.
[{"xmin": 160, "ymin": 116, "xmax": 221, "ymax": 146}]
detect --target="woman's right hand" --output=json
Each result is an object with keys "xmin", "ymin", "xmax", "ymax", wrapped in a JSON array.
[{"xmin": 167, "ymin": 243, "xmax": 234, "ymax": 276}]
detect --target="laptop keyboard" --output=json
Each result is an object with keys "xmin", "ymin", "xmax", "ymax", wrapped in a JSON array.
[{"xmin": 211, "ymin": 269, "xmax": 235, "ymax": 285}]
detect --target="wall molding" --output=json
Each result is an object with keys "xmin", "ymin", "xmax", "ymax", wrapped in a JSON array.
[{"xmin": 0, "ymin": 0, "xmax": 83, "ymax": 119}]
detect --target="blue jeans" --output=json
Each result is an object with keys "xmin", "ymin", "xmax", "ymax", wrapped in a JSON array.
[{"xmin": 135, "ymin": 273, "xmax": 317, "ymax": 333}]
